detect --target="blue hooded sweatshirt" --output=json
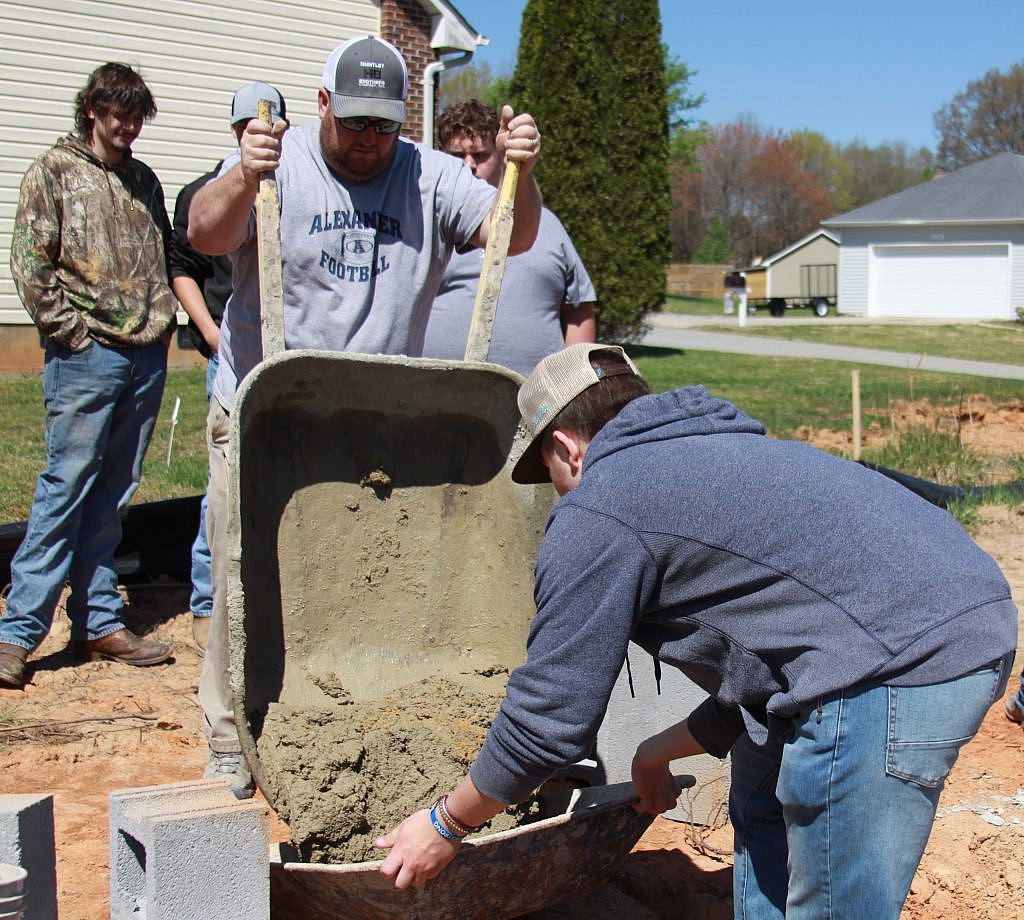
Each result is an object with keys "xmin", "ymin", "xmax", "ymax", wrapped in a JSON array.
[{"xmin": 469, "ymin": 386, "xmax": 1018, "ymax": 804}]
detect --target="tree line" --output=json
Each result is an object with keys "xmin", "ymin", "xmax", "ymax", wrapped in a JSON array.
[{"xmin": 440, "ymin": 3, "xmax": 1024, "ymax": 337}]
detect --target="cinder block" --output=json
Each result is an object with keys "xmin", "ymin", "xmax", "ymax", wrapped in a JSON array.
[
  {"xmin": 109, "ymin": 779, "xmax": 269, "ymax": 920},
  {"xmin": 0, "ymin": 793, "xmax": 58, "ymax": 920}
]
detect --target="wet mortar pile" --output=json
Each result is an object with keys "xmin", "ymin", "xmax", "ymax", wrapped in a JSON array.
[{"xmin": 257, "ymin": 666, "xmax": 537, "ymax": 863}]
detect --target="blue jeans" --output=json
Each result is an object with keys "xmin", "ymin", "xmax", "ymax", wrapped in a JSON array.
[
  {"xmin": 0, "ymin": 340, "xmax": 167, "ymax": 648},
  {"xmin": 188, "ymin": 352, "xmax": 219, "ymax": 618},
  {"xmin": 730, "ymin": 653, "xmax": 1012, "ymax": 920}
]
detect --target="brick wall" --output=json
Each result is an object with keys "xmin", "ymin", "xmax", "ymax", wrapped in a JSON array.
[
  {"xmin": 381, "ymin": 0, "xmax": 436, "ymax": 143},
  {"xmin": 666, "ymin": 263, "xmax": 734, "ymax": 299}
]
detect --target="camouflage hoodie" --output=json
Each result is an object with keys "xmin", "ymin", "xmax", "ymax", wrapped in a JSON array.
[{"xmin": 9, "ymin": 134, "xmax": 176, "ymax": 350}]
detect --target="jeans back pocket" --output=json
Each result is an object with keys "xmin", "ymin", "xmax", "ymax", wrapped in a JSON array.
[{"xmin": 885, "ymin": 656, "xmax": 1010, "ymax": 788}]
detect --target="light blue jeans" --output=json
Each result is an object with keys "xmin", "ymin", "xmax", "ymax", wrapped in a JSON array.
[
  {"xmin": 188, "ymin": 352, "xmax": 218, "ymax": 618},
  {"xmin": 0, "ymin": 340, "xmax": 167, "ymax": 649},
  {"xmin": 730, "ymin": 653, "xmax": 1013, "ymax": 920}
]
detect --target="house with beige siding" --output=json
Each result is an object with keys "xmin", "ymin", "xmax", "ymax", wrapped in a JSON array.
[
  {"xmin": 824, "ymin": 152, "xmax": 1024, "ymax": 320},
  {"xmin": 0, "ymin": 0, "xmax": 484, "ymax": 372}
]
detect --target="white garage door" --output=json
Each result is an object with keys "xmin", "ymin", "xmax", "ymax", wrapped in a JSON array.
[{"xmin": 870, "ymin": 244, "xmax": 1010, "ymax": 319}]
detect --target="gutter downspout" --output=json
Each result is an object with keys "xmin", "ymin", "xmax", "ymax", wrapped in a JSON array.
[{"xmin": 422, "ymin": 50, "xmax": 474, "ymax": 145}]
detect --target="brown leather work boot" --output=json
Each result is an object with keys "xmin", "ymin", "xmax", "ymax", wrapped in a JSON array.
[
  {"xmin": 0, "ymin": 643, "xmax": 29, "ymax": 688},
  {"xmin": 72, "ymin": 628, "xmax": 171, "ymax": 666}
]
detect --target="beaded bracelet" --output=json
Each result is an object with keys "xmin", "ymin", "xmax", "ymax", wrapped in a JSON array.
[
  {"xmin": 429, "ymin": 802, "xmax": 463, "ymax": 842},
  {"xmin": 438, "ymin": 795, "xmax": 476, "ymax": 837}
]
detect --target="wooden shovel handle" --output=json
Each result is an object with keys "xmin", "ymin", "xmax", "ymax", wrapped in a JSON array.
[
  {"xmin": 256, "ymin": 99, "xmax": 285, "ymax": 358},
  {"xmin": 464, "ymin": 161, "xmax": 519, "ymax": 363}
]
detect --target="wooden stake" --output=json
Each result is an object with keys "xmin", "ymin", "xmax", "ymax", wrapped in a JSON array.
[{"xmin": 852, "ymin": 368, "xmax": 862, "ymax": 460}]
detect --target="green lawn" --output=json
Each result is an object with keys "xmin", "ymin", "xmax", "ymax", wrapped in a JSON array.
[
  {"xmin": 688, "ymin": 319, "xmax": 1024, "ymax": 366},
  {"xmin": 662, "ymin": 294, "xmax": 725, "ymax": 315},
  {"xmin": 627, "ymin": 345, "xmax": 1023, "ymax": 436},
  {"xmin": 2, "ymin": 345, "xmax": 1021, "ymax": 523},
  {"xmin": 0, "ymin": 368, "xmax": 209, "ymax": 523}
]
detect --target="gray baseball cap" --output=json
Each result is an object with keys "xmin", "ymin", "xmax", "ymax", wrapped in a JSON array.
[
  {"xmin": 322, "ymin": 35, "xmax": 408, "ymax": 123},
  {"xmin": 230, "ymin": 82, "xmax": 286, "ymax": 125}
]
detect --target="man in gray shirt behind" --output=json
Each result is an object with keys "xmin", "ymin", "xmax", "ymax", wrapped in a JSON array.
[{"xmin": 423, "ymin": 100, "xmax": 596, "ymax": 376}]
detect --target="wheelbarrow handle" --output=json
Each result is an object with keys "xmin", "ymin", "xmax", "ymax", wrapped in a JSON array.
[
  {"xmin": 464, "ymin": 161, "xmax": 519, "ymax": 363},
  {"xmin": 256, "ymin": 98, "xmax": 285, "ymax": 358}
]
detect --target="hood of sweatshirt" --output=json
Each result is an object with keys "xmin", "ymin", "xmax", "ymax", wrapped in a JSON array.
[
  {"xmin": 583, "ymin": 385, "xmax": 767, "ymax": 474},
  {"xmin": 58, "ymin": 133, "xmax": 120, "ymax": 165}
]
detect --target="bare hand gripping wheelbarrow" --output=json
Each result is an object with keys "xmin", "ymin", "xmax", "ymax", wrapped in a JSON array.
[{"xmin": 229, "ymin": 102, "xmax": 693, "ymax": 917}]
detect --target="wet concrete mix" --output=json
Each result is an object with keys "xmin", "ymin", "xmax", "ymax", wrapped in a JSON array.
[{"xmin": 257, "ymin": 666, "xmax": 537, "ymax": 863}]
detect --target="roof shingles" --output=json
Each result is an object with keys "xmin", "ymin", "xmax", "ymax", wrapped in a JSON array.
[{"xmin": 824, "ymin": 152, "xmax": 1024, "ymax": 225}]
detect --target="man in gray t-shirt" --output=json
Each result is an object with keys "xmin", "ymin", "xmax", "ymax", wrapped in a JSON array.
[
  {"xmin": 423, "ymin": 100, "xmax": 596, "ymax": 377},
  {"xmin": 186, "ymin": 37, "xmax": 544, "ymax": 799}
]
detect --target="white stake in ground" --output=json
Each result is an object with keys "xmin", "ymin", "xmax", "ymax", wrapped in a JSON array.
[{"xmin": 166, "ymin": 396, "xmax": 181, "ymax": 467}]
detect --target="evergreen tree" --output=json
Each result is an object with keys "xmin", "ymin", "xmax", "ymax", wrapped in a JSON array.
[
  {"xmin": 693, "ymin": 220, "xmax": 734, "ymax": 264},
  {"xmin": 511, "ymin": 0, "xmax": 670, "ymax": 342}
]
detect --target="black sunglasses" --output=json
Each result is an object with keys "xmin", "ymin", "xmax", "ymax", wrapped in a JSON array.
[{"xmin": 339, "ymin": 117, "xmax": 402, "ymax": 135}]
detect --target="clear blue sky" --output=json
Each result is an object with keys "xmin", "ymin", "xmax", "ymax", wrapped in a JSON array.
[{"xmin": 449, "ymin": 0, "xmax": 1024, "ymax": 151}]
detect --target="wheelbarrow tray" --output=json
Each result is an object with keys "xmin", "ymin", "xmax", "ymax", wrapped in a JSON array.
[{"xmin": 226, "ymin": 348, "xmax": 554, "ymax": 794}]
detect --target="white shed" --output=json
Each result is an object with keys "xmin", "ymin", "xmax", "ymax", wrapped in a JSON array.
[{"xmin": 823, "ymin": 152, "xmax": 1024, "ymax": 320}]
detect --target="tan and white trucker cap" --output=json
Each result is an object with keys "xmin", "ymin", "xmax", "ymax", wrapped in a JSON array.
[{"xmin": 511, "ymin": 343, "xmax": 641, "ymax": 484}]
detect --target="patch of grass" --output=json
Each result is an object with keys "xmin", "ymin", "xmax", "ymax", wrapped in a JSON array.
[
  {"xmin": 3, "ymin": 349, "xmax": 1022, "ymax": 525},
  {"xmin": 694, "ymin": 322, "xmax": 1024, "ymax": 366},
  {"xmin": 627, "ymin": 345, "xmax": 1024, "ymax": 439},
  {"xmin": 628, "ymin": 345, "xmax": 1024, "ymax": 526},
  {"xmin": 0, "ymin": 368, "xmax": 209, "ymax": 522},
  {"xmin": 662, "ymin": 295, "xmax": 726, "ymax": 316},
  {"xmin": 945, "ymin": 496, "xmax": 982, "ymax": 530},
  {"xmin": 860, "ymin": 427, "xmax": 996, "ymax": 487},
  {"xmin": 943, "ymin": 486, "xmax": 1024, "ymax": 530}
]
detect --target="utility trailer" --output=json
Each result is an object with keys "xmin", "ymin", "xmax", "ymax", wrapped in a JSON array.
[
  {"xmin": 749, "ymin": 262, "xmax": 837, "ymax": 317},
  {"xmin": 738, "ymin": 228, "xmax": 839, "ymax": 318}
]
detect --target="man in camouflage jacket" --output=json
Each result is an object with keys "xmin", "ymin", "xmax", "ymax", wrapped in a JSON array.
[{"xmin": 0, "ymin": 63, "xmax": 177, "ymax": 688}]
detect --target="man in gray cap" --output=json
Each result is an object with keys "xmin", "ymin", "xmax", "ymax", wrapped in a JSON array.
[
  {"xmin": 187, "ymin": 36, "xmax": 542, "ymax": 798},
  {"xmin": 169, "ymin": 81, "xmax": 286, "ymax": 661}
]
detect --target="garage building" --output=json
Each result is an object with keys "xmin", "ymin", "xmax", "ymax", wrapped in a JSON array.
[{"xmin": 823, "ymin": 152, "xmax": 1024, "ymax": 320}]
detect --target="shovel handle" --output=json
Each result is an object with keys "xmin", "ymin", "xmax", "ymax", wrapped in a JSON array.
[
  {"xmin": 464, "ymin": 161, "xmax": 519, "ymax": 363},
  {"xmin": 256, "ymin": 99, "xmax": 285, "ymax": 358}
]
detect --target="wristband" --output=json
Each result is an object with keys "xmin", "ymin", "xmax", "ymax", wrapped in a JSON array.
[{"xmin": 429, "ymin": 803, "xmax": 462, "ymax": 842}]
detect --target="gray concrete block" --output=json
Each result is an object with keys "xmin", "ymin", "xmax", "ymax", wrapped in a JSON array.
[
  {"xmin": 0, "ymin": 793, "xmax": 58, "ymax": 920},
  {"xmin": 594, "ymin": 654, "xmax": 731, "ymax": 826},
  {"xmin": 109, "ymin": 779, "xmax": 269, "ymax": 920}
]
